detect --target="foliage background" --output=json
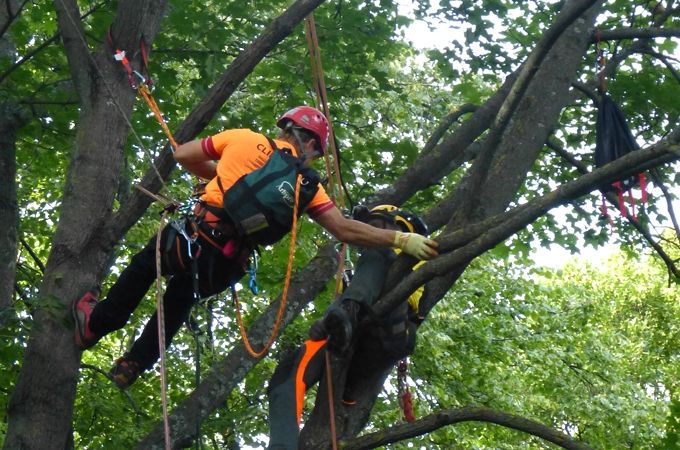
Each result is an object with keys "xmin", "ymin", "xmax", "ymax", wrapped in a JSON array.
[{"xmin": 1, "ymin": 0, "xmax": 679, "ymax": 448}]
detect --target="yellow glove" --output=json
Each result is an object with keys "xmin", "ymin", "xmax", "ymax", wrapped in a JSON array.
[{"xmin": 393, "ymin": 231, "xmax": 439, "ymax": 260}]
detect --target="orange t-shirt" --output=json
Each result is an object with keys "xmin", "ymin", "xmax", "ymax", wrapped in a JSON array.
[{"xmin": 199, "ymin": 129, "xmax": 334, "ymax": 218}]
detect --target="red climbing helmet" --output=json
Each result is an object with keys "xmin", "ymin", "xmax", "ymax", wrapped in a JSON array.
[{"xmin": 276, "ymin": 105, "xmax": 329, "ymax": 154}]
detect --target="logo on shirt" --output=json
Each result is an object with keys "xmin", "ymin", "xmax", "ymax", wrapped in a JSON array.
[{"xmin": 277, "ymin": 181, "xmax": 295, "ymax": 207}]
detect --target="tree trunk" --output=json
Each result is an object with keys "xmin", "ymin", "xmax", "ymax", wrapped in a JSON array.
[
  {"xmin": 3, "ymin": 1, "xmax": 166, "ymax": 448},
  {"xmin": 5, "ymin": 0, "xmax": 329, "ymax": 447},
  {"xmin": 0, "ymin": 0, "xmax": 28, "ymax": 323}
]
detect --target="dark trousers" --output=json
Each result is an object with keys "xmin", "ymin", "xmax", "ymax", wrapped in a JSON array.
[
  {"xmin": 267, "ymin": 247, "xmax": 396, "ymax": 449},
  {"xmin": 89, "ymin": 220, "xmax": 246, "ymax": 371},
  {"xmin": 267, "ymin": 339, "xmax": 327, "ymax": 450}
]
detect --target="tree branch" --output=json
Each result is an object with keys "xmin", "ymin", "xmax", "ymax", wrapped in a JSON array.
[
  {"xmin": 51, "ymin": 0, "xmax": 93, "ymax": 102},
  {"xmin": 79, "ymin": 363, "xmax": 147, "ymax": 420},
  {"xmin": 340, "ymin": 406, "xmax": 592, "ymax": 450},
  {"xmin": 0, "ymin": 1, "xmax": 107, "ymax": 87},
  {"xmin": 650, "ymin": 169, "xmax": 680, "ymax": 241},
  {"xmin": 0, "ymin": 0, "xmax": 29, "ymax": 41},
  {"xmin": 367, "ymin": 71, "xmax": 517, "ymax": 207},
  {"xmin": 492, "ymin": 0, "xmax": 600, "ymax": 145},
  {"xmin": 593, "ymin": 26, "xmax": 680, "ymax": 42},
  {"xmin": 377, "ymin": 135, "xmax": 680, "ymax": 318},
  {"xmin": 20, "ymin": 238, "xmax": 45, "ymax": 274},
  {"xmin": 642, "ymin": 49, "xmax": 680, "ymax": 85},
  {"xmin": 420, "ymin": 103, "xmax": 477, "ymax": 156},
  {"xmin": 547, "ymin": 139, "xmax": 680, "ymax": 280}
]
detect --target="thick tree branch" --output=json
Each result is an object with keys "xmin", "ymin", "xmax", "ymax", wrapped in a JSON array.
[
  {"xmin": 450, "ymin": 0, "xmax": 602, "ymax": 226},
  {"xmin": 377, "ymin": 136, "xmax": 680, "ymax": 318},
  {"xmin": 340, "ymin": 406, "xmax": 592, "ymax": 450},
  {"xmin": 548, "ymin": 139, "xmax": 680, "ymax": 280},
  {"xmin": 51, "ymin": 0, "xmax": 93, "ymax": 103},
  {"xmin": 593, "ymin": 26, "xmax": 680, "ymax": 42},
  {"xmin": 492, "ymin": 0, "xmax": 600, "ymax": 144}
]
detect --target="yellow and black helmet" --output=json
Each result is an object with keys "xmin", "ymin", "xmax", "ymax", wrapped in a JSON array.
[{"xmin": 352, "ymin": 204, "xmax": 428, "ymax": 236}]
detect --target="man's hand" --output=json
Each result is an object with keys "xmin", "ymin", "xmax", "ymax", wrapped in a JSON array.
[{"xmin": 394, "ymin": 231, "xmax": 439, "ymax": 260}]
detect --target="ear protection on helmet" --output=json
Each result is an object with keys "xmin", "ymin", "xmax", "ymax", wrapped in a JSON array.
[{"xmin": 352, "ymin": 204, "xmax": 429, "ymax": 236}]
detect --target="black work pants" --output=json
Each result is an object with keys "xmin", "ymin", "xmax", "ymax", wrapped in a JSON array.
[
  {"xmin": 89, "ymin": 220, "xmax": 246, "ymax": 371},
  {"xmin": 267, "ymin": 247, "xmax": 395, "ymax": 450}
]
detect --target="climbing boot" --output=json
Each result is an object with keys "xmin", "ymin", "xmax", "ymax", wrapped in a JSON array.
[
  {"xmin": 109, "ymin": 356, "xmax": 142, "ymax": 389},
  {"xmin": 323, "ymin": 299, "xmax": 361, "ymax": 354},
  {"xmin": 72, "ymin": 291, "xmax": 101, "ymax": 350}
]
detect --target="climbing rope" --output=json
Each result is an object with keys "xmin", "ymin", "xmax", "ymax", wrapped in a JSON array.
[
  {"xmin": 303, "ymin": 13, "xmax": 352, "ymax": 297},
  {"xmin": 324, "ymin": 349, "xmax": 339, "ymax": 450},
  {"xmin": 54, "ymin": 0, "xmax": 170, "ymax": 190},
  {"xmin": 233, "ymin": 174, "xmax": 303, "ymax": 359},
  {"xmin": 304, "ymin": 14, "xmax": 344, "ymax": 208},
  {"xmin": 139, "ymin": 84, "xmax": 179, "ymax": 152},
  {"xmin": 155, "ymin": 212, "xmax": 172, "ymax": 450}
]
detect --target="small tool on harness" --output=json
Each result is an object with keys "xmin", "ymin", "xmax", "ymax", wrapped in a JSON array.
[{"xmin": 248, "ymin": 251, "xmax": 260, "ymax": 295}]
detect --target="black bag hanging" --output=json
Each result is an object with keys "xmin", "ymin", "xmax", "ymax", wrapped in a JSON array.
[{"xmin": 594, "ymin": 94, "xmax": 647, "ymax": 221}]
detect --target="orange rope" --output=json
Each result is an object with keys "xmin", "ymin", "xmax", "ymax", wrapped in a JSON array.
[
  {"xmin": 138, "ymin": 84, "xmax": 179, "ymax": 152},
  {"xmin": 234, "ymin": 174, "xmax": 302, "ymax": 359}
]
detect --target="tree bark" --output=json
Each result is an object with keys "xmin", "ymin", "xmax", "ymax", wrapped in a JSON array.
[{"xmin": 4, "ymin": 0, "xmax": 167, "ymax": 448}]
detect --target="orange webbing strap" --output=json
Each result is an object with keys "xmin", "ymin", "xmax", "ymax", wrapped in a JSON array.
[
  {"xmin": 294, "ymin": 339, "xmax": 328, "ymax": 423},
  {"xmin": 304, "ymin": 14, "xmax": 345, "ymax": 210},
  {"xmin": 154, "ymin": 213, "xmax": 172, "ymax": 450},
  {"xmin": 234, "ymin": 174, "xmax": 303, "ymax": 359},
  {"xmin": 138, "ymin": 84, "xmax": 179, "ymax": 152}
]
